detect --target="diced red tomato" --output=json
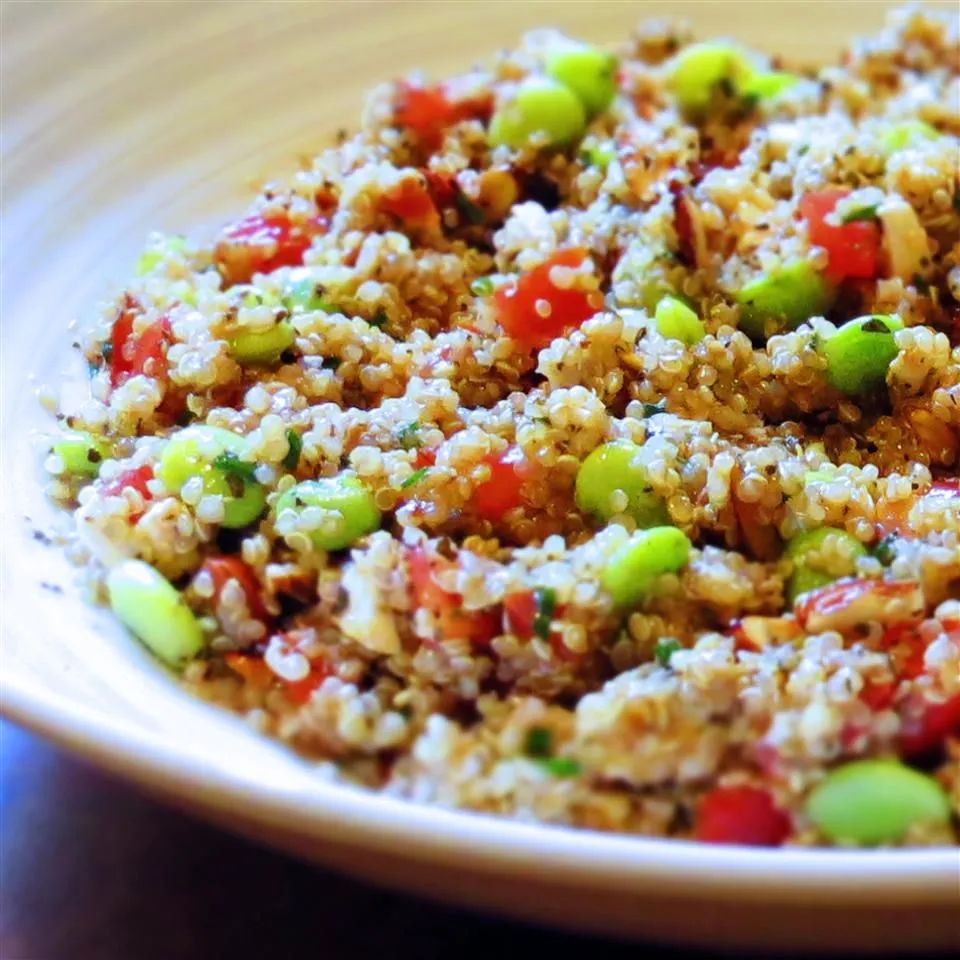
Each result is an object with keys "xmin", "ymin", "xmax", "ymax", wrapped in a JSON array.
[
  {"xmin": 504, "ymin": 591, "xmax": 538, "ymax": 638},
  {"xmin": 200, "ymin": 556, "xmax": 270, "ymax": 623},
  {"xmin": 860, "ymin": 679, "xmax": 897, "ymax": 712},
  {"xmin": 215, "ymin": 211, "xmax": 321, "ymax": 286},
  {"xmin": 101, "ymin": 464, "xmax": 154, "ymax": 521},
  {"xmin": 695, "ymin": 785, "xmax": 791, "ymax": 846},
  {"xmin": 899, "ymin": 692, "xmax": 960, "ymax": 759},
  {"xmin": 285, "ymin": 662, "xmax": 333, "ymax": 704},
  {"xmin": 380, "ymin": 178, "xmax": 440, "ymax": 231},
  {"xmin": 800, "ymin": 189, "xmax": 880, "ymax": 281},
  {"xmin": 407, "ymin": 545, "xmax": 499, "ymax": 647},
  {"xmin": 394, "ymin": 80, "xmax": 493, "ymax": 151},
  {"xmin": 414, "ymin": 446, "xmax": 438, "ymax": 469},
  {"xmin": 472, "ymin": 446, "xmax": 530, "ymax": 522},
  {"xmin": 224, "ymin": 650, "xmax": 329, "ymax": 704},
  {"xmin": 110, "ymin": 297, "xmax": 175, "ymax": 389},
  {"xmin": 494, "ymin": 249, "xmax": 600, "ymax": 350},
  {"xmin": 930, "ymin": 479, "xmax": 960, "ymax": 496},
  {"xmin": 423, "ymin": 169, "xmax": 460, "ymax": 209},
  {"xmin": 881, "ymin": 622, "xmax": 928, "ymax": 681}
]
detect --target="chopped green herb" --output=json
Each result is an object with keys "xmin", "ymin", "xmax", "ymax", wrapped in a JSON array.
[
  {"xmin": 539, "ymin": 757, "xmax": 582, "ymax": 778},
  {"xmin": 655, "ymin": 637, "xmax": 682, "ymax": 667},
  {"xmin": 283, "ymin": 430, "xmax": 303, "ymax": 472},
  {"xmin": 532, "ymin": 415, "xmax": 551, "ymax": 425},
  {"xmin": 213, "ymin": 452, "xmax": 258, "ymax": 482},
  {"xmin": 397, "ymin": 420, "xmax": 422, "ymax": 450},
  {"xmin": 841, "ymin": 205, "xmax": 879, "ymax": 224},
  {"xmin": 912, "ymin": 274, "xmax": 931, "ymax": 295},
  {"xmin": 797, "ymin": 144, "xmax": 810, "ymax": 156},
  {"xmin": 175, "ymin": 408, "xmax": 196, "ymax": 427},
  {"xmin": 400, "ymin": 467, "xmax": 430, "ymax": 489},
  {"xmin": 455, "ymin": 191, "xmax": 485, "ymax": 225},
  {"xmin": 532, "ymin": 587, "xmax": 557, "ymax": 640},
  {"xmin": 525, "ymin": 726, "xmax": 553, "ymax": 758},
  {"xmin": 370, "ymin": 309, "xmax": 388, "ymax": 328},
  {"xmin": 642, "ymin": 400, "xmax": 667, "ymax": 418},
  {"xmin": 470, "ymin": 276, "xmax": 495, "ymax": 297},
  {"xmin": 873, "ymin": 533, "xmax": 898, "ymax": 566},
  {"xmin": 322, "ymin": 356, "xmax": 342, "ymax": 370}
]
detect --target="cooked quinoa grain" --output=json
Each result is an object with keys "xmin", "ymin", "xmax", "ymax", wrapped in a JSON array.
[{"xmin": 47, "ymin": 7, "xmax": 960, "ymax": 848}]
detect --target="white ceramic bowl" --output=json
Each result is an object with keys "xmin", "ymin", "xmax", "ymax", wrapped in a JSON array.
[{"xmin": 3, "ymin": 2, "xmax": 958, "ymax": 951}]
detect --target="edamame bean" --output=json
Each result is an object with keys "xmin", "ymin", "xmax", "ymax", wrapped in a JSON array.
[
  {"xmin": 158, "ymin": 424, "xmax": 266, "ymax": 528},
  {"xmin": 823, "ymin": 314, "xmax": 903, "ymax": 396},
  {"xmin": 602, "ymin": 526, "xmax": 692, "ymax": 608},
  {"xmin": 666, "ymin": 43, "xmax": 753, "ymax": 115},
  {"xmin": 283, "ymin": 271, "xmax": 335, "ymax": 314},
  {"xmin": 229, "ymin": 320, "xmax": 295, "ymax": 365},
  {"xmin": 655, "ymin": 295, "xmax": 706, "ymax": 346},
  {"xmin": 52, "ymin": 430, "xmax": 111, "ymax": 478},
  {"xmin": 107, "ymin": 559, "xmax": 204, "ymax": 667},
  {"xmin": 740, "ymin": 70, "xmax": 798, "ymax": 101},
  {"xmin": 489, "ymin": 78, "xmax": 586, "ymax": 150},
  {"xmin": 546, "ymin": 44, "xmax": 618, "ymax": 118},
  {"xmin": 879, "ymin": 121, "xmax": 939, "ymax": 156},
  {"xmin": 785, "ymin": 527, "xmax": 867, "ymax": 605},
  {"xmin": 807, "ymin": 759, "xmax": 950, "ymax": 845},
  {"xmin": 275, "ymin": 475, "xmax": 381, "ymax": 551},
  {"xmin": 736, "ymin": 260, "xmax": 835, "ymax": 340},
  {"xmin": 575, "ymin": 440, "xmax": 669, "ymax": 528}
]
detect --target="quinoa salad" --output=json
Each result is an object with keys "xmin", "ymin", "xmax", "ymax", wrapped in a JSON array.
[{"xmin": 43, "ymin": 7, "xmax": 960, "ymax": 848}]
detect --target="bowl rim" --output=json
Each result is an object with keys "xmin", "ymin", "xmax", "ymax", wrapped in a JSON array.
[{"xmin": 3, "ymin": 668, "xmax": 958, "ymax": 905}]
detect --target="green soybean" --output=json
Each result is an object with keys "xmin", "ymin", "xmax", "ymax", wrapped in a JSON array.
[
  {"xmin": 602, "ymin": 526, "xmax": 692, "ymax": 608},
  {"xmin": 229, "ymin": 320, "xmax": 296, "ymax": 365},
  {"xmin": 52, "ymin": 430, "xmax": 111, "ymax": 478},
  {"xmin": 546, "ymin": 44, "xmax": 618, "ymax": 118},
  {"xmin": 158, "ymin": 424, "xmax": 265, "ymax": 528},
  {"xmin": 785, "ymin": 527, "xmax": 867, "ymax": 605},
  {"xmin": 107, "ymin": 559, "xmax": 204, "ymax": 667},
  {"xmin": 823, "ymin": 314, "xmax": 903, "ymax": 396},
  {"xmin": 666, "ymin": 42, "xmax": 753, "ymax": 116},
  {"xmin": 879, "ymin": 121, "xmax": 939, "ymax": 156},
  {"xmin": 489, "ymin": 77, "xmax": 586, "ymax": 150},
  {"xmin": 275, "ymin": 475, "xmax": 381, "ymax": 551},
  {"xmin": 740, "ymin": 70, "xmax": 799, "ymax": 102},
  {"xmin": 283, "ymin": 272, "xmax": 335, "ymax": 314},
  {"xmin": 575, "ymin": 440, "xmax": 669, "ymax": 528},
  {"xmin": 736, "ymin": 260, "xmax": 834, "ymax": 340},
  {"xmin": 655, "ymin": 295, "xmax": 706, "ymax": 346},
  {"xmin": 807, "ymin": 759, "xmax": 950, "ymax": 846}
]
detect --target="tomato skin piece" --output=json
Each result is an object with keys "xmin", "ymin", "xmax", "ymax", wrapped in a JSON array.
[
  {"xmin": 860, "ymin": 679, "xmax": 897, "ymax": 712},
  {"xmin": 695, "ymin": 785, "xmax": 791, "ymax": 846},
  {"xmin": 101, "ymin": 464, "xmax": 155, "ymax": 520},
  {"xmin": 380, "ymin": 178, "xmax": 440, "ymax": 231},
  {"xmin": 504, "ymin": 591, "xmax": 538, "ymax": 637},
  {"xmin": 215, "ymin": 212, "xmax": 318, "ymax": 286},
  {"xmin": 800, "ymin": 189, "xmax": 880, "ymax": 281},
  {"xmin": 494, "ymin": 249, "xmax": 599, "ymax": 350},
  {"xmin": 407, "ymin": 546, "xmax": 499, "ymax": 646},
  {"xmin": 201, "ymin": 556, "xmax": 270, "ymax": 623},
  {"xmin": 472, "ymin": 446, "xmax": 529, "ymax": 521},
  {"xmin": 395, "ymin": 81, "xmax": 493, "ymax": 150},
  {"xmin": 899, "ymin": 693, "xmax": 960, "ymax": 760},
  {"xmin": 110, "ymin": 299, "xmax": 175, "ymax": 390}
]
